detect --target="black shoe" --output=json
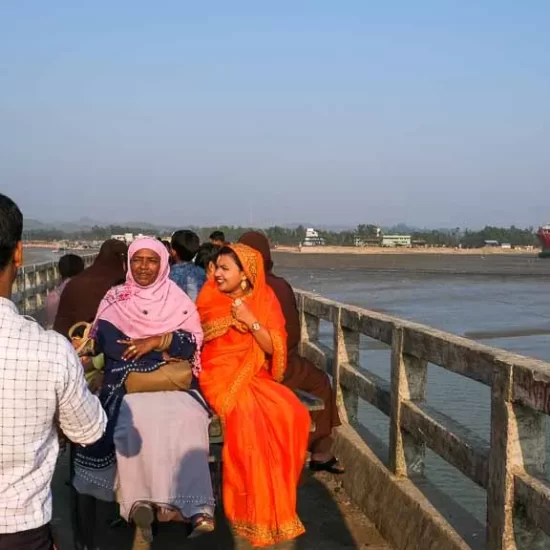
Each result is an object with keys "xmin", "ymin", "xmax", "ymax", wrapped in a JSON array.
[{"xmin": 309, "ymin": 457, "xmax": 345, "ymax": 474}]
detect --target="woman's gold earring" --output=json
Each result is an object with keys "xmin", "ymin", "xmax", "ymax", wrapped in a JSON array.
[{"xmin": 240, "ymin": 279, "xmax": 248, "ymax": 291}]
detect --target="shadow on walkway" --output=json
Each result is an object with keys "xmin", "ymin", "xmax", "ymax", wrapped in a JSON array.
[{"xmin": 52, "ymin": 452, "xmax": 390, "ymax": 549}]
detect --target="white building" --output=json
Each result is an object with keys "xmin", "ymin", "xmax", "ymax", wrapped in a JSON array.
[
  {"xmin": 381, "ymin": 235, "xmax": 411, "ymax": 247},
  {"xmin": 110, "ymin": 233, "xmax": 149, "ymax": 244},
  {"xmin": 302, "ymin": 228, "xmax": 325, "ymax": 247}
]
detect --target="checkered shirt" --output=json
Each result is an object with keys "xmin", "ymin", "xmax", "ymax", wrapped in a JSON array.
[{"xmin": 0, "ymin": 298, "xmax": 107, "ymax": 533}]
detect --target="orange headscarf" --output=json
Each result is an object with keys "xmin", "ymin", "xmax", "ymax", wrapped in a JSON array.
[{"xmin": 196, "ymin": 243, "xmax": 287, "ymax": 415}]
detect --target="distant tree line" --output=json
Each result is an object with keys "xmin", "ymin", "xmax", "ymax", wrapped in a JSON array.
[
  {"xmin": 410, "ymin": 226, "xmax": 537, "ymax": 248},
  {"xmin": 23, "ymin": 223, "xmax": 538, "ymax": 248}
]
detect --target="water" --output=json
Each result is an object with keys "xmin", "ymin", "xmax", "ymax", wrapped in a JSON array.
[
  {"xmin": 278, "ymin": 262, "xmax": 550, "ymax": 528},
  {"xmin": 23, "ymin": 247, "xmax": 60, "ymax": 266},
  {"xmin": 23, "ymin": 247, "xmax": 96, "ymax": 266}
]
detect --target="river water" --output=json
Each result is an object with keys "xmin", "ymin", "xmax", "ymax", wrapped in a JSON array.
[
  {"xmin": 24, "ymin": 248, "xmax": 60, "ymax": 265},
  {"xmin": 276, "ymin": 252, "xmax": 550, "ymax": 534}
]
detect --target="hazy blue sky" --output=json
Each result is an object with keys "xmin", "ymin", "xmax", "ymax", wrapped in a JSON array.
[{"xmin": 1, "ymin": 1, "xmax": 548, "ymax": 228}]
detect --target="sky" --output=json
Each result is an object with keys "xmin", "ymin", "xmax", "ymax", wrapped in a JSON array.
[{"xmin": 1, "ymin": 1, "xmax": 549, "ymax": 229}]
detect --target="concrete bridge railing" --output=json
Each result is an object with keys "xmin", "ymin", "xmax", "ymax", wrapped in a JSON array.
[
  {"xmin": 13, "ymin": 254, "xmax": 96, "ymax": 322},
  {"xmin": 296, "ymin": 289, "xmax": 550, "ymax": 550}
]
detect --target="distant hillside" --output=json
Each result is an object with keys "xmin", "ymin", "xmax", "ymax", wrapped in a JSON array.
[
  {"xmin": 24, "ymin": 218, "xmax": 177, "ymax": 233},
  {"xmin": 278, "ymin": 222, "xmax": 356, "ymax": 232}
]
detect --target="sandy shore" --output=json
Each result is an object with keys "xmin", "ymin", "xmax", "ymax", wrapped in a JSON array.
[{"xmin": 273, "ymin": 250, "xmax": 550, "ymax": 276}]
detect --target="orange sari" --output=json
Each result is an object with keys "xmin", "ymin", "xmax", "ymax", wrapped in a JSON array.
[{"xmin": 197, "ymin": 244, "xmax": 311, "ymax": 547}]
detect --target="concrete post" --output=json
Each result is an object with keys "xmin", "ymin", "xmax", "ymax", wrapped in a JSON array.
[
  {"xmin": 36, "ymin": 266, "xmax": 45, "ymax": 309},
  {"xmin": 23, "ymin": 267, "xmax": 32, "ymax": 315},
  {"xmin": 298, "ymin": 293, "xmax": 320, "ymax": 357},
  {"xmin": 487, "ymin": 366, "xmax": 547, "ymax": 549},
  {"xmin": 389, "ymin": 326, "xmax": 428, "ymax": 477},
  {"xmin": 333, "ymin": 307, "xmax": 360, "ymax": 424}
]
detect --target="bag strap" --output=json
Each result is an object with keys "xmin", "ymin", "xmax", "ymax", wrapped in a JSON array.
[
  {"xmin": 68, "ymin": 321, "xmax": 92, "ymax": 340},
  {"xmin": 68, "ymin": 322, "xmax": 93, "ymax": 356}
]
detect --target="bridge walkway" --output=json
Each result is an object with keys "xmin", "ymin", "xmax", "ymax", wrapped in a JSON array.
[{"xmin": 51, "ymin": 452, "xmax": 391, "ymax": 550}]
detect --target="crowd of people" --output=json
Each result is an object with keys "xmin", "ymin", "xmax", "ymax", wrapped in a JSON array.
[{"xmin": 0, "ymin": 192, "xmax": 343, "ymax": 550}]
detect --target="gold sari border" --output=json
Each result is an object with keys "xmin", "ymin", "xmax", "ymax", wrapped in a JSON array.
[
  {"xmin": 202, "ymin": 315, "xmax": 250, "ymax": 343},
  {"xmin": 220, "ymin": 354, "xmax": 257, "ymax": 416},
  {"xmin": 230, "ymin": 516, "xmax": 305, "ymax": 547},
  {"xmin": 270, "ymin": 329, "xmax": 286, "ymax": 382}
]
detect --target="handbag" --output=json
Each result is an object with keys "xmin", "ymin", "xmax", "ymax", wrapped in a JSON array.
[
  {"xmin": 68, "ymin": 322, "xmax": 104, "ymax": 390},
  {"xmin": 125, "ymin": 360, "xmax": 193, "ymax": 393},
  {"xmin": 68, "ymin": 321, "xmax": 95, "ymax": 356}
]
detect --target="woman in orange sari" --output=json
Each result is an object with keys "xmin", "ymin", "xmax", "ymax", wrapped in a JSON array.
[{"xmin": 196, "ymin": 244, "xmax": 311, "ymax": 547}]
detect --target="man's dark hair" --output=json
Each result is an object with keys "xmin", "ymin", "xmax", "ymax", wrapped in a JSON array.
[
  {"xmin": 0, "ymin": 194, "xmax": 23, "ymax": 271},
  {"xmin": 58, "ymin": 254, "xmax": 85, "ymax": 280},
  {"xmin": 195, "ymin": 243, "xmax": 220, "ymax": 270},
  {"xmin": 209, "ymin": 230, "xmax": 225, "ymax": 242},
  {"xmin": 171, "ymin": 230, "xmax": 201, "ymax": 262}
]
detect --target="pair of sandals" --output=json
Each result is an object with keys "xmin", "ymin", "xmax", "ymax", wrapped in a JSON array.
[
  {"xmin": 132, "ymin": 502, "xmax": 214, "ymax": 544},
  {"xmin": 309, "ymin": 456, "xmax": 345, "ymax": 474}
]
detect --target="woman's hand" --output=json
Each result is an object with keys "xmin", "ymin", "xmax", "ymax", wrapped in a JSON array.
[
  {"xmin": 118, "ymin": 336, "xmax": 161, "ymax": 361},
  {"xmin": 231, "ymin": 299, "xmax": 258, "ymax": 329}
]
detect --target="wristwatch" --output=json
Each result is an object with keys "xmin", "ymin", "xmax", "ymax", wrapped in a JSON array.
[{"xmin": 250, "ymin": 321, "xmax": 261, "ymax": 332}]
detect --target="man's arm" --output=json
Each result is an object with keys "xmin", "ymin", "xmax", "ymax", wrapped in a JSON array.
[{"xmin": 56, "ymin": 343, "xmax": 107, "ymax": 445}]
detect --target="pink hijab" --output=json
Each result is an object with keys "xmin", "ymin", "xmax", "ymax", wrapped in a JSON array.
[{"xmin": 93, "ymin": 237, "xmax": 203, "ymax": 351}]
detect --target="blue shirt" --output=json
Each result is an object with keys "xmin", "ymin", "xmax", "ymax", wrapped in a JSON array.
[{"xmin": 169, "ymin": 262, "xmax": 206, "ymax": 301}]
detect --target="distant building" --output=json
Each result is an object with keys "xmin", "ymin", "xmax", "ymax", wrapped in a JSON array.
[
  {"xmin": 110, "ymin": 233, "xmax": 148, "ymax": 244},
  {"xmin": 381, "ymin": 235, "xmax": 411, "ymax": 247},
  {"xmin": 354, "ymin": 236, "xmax": 382, "ymax": 247},
  {"xmin": 354, "ymin": 225, "xmax": 382, "ymax": 247},
  {"xmin": 483, "ymin": 240, "xmax": 500, "ymax": 247},
  {"xmin": 500, "ymin": 243, "xmax": 512, "ymax": 249},
  {"xmin": 302, "ymin": 228, "xmax": 325, "ymax": 247}
]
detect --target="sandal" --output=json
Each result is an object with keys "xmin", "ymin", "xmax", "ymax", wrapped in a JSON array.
[
  {"xmin": 131, "ymin": 502, "xmax": 155, "ymax": 544},
  {"xmin": 189, "ymin": 513, "xmax": 215, "ymax": 538},
  {"xmin": 309, "ymin": 456, "xmax": 345, "ymax": 474}
]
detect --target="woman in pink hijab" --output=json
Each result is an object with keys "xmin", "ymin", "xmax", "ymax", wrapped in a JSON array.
[{"xmin": 72, "ymin": 238, "xmax": 214, "ymax": 546}]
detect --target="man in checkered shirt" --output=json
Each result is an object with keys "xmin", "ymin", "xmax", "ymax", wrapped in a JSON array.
[{"xmin": 0, "ymin": 194, "xmax": 107, "ymax": 549}]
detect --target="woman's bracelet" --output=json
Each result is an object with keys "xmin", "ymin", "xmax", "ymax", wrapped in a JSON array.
[{"xmin": 155, "ymin": 333, "xmax": 173, "ymax": 351}]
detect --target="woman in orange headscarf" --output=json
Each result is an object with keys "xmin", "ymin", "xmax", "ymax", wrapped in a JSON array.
[{"xmin": 197, "ymin": 243, "xmax": 311, "ymax": 547}]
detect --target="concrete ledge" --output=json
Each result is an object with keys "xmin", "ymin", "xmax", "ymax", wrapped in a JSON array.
[{"xmin": 334, "ymin": 423, "xmax": 470, "ymax": 550}]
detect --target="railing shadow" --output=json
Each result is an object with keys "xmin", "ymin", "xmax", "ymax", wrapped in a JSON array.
[
  {"xmin": 352, "ymin": 419, "xmax": 486, "ymax": 549},
  {"xmin": 294, "ymin": 471, "xmax": 385, "ymax": 550}
]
